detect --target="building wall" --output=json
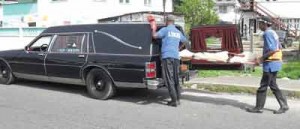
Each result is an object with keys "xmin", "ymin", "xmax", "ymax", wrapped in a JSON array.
[
  {"xmin": 0, "ymin": 0, "xmax": 173, "ymax": 50},
  {"xmin": 37, "ymin": 0, "xmax": 173, "ymax": 27},
  {"xmin": 0, "ymin": 36, "xmax": 33, "ymax": 51},
  {"xmin": 214, "ymin": 0, "xmax": 240, "ymax": 24},
  {"xmin": 2, "ymin": 2, "xmax": 37, "ymax": 27},
  {"xmin": 0, "ymin": 0, "xmax": 173, "ymax": 27},
  {"xmin": 0, "ymin": 6, "xmax": 3, "ymax": 27}
]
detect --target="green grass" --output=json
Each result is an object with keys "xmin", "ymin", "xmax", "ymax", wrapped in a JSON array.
[
  {"xmin": 278, "ymin": 60, "xmax": 300, "ymax": 79},
  {"xmin": 198, "ymin": 67, "xmax": 263, "ymax": 78},
  {"xmin": 197, "ymin": 60, "xmax": 300, "ymax": 80},
  {"xmin": 184, "ymin": 83, "xmax": 300, "ymax": 99},
  {"xmin": 205, "ymin": 37, "xmax": 220, "ymax": 45}
]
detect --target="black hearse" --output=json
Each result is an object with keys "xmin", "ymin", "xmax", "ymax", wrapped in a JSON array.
[{"xmin": 0, "ymin": 23, "xmax": 168, "ymax": 100}]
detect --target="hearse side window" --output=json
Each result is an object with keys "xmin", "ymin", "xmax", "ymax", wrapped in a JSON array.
[
  {"xmin": 50, "ymin": 34, "xmax": 86, "ymax": 53},
  {"xmin": 28, "ymin": 36, "xmax": 52, "ymax": 52}
]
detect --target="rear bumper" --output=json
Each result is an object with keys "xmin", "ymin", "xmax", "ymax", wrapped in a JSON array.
[
  {"xmin": 114, "ymin": 78, "xmax": 163, "ymax": 89},
  {"xmin": 144, "ymin": 78, "xmax": 164, "ymax": 90}
]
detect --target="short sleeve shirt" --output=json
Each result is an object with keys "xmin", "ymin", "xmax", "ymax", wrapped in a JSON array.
[
  {"xmin": 156, "ymin": 25, "xmax": 187, "ymax": 59},
  {"xmin": 262, "ymin": 28, "xmax": 282, "ymax": 72}
]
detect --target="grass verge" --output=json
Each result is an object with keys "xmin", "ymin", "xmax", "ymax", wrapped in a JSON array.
[
  {"xmin": 184, "ymin": 83, "xmax": 300, "ymax": 99},
  {"xmin": 198, "ymin": 67, "xmax": 263, "ymax": 78},
  {"xmin": 278, "ymin": 60, "xmax": 300, "ymax": 79},
  {"xmin": 197, "ymin": 60, "xmax": 300, "ymax": 80}
]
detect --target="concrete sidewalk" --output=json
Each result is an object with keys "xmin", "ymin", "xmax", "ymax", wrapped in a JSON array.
[{"xmin": 185, "ymin": 76, "xmax": 300, "ymax": 97}]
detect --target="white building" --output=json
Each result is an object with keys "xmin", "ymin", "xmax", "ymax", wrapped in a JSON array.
[
  {"xmin": 214, "ymin": 0, "xmax": 241, "ymax": 24},
  {"xmin": 239, "ymin": 0, "xmax": 300, "ymax": 38},
  {"xmin": 1, "ymin": 0, "xmax": 173, "ymax": 27}
]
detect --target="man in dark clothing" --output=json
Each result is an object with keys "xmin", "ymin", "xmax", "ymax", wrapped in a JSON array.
[
  {"xmin": 246, "ymin": 16, "xmax": 289, "ymax": 114},
  {"xmin": 152, "ymin": 15, "xmax": 188, "ymax": 107}
]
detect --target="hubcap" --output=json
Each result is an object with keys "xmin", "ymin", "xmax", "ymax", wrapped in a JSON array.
[
  {"xmin": 0, "ymin": 67, "xmax": 8, "ymax": 79},
  {"xmin": 94, "ymin": 77, "xmax": 105, "ymax": 91}
]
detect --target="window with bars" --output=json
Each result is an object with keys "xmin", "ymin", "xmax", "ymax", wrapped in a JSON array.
[
  {"xmin": 219, "ymin": 6, "xmax": 228, "ymax": 13},
  {"xmin": 144, "ymin": 0, "xmax": 151, "ymax": 6},
  {"xmin": 119, "ymin": 0, "xmax": 130, "ymax": 4}
]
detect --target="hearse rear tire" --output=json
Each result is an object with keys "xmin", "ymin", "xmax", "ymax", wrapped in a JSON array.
[
  {"xmin": 86, "ymin": 68, "xmax": 115, "ymax": 100},
  {"xmin": 0, "ymin": 61, "xmax": 15, "ymax": 85}
]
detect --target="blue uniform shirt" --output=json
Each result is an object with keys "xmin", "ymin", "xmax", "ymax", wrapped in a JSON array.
[
  {"xmin": 262, "ymin": 27, "xmax": 282, "ymax": 72},
  {"xmin": 156, "ymin": 25, "xmax": 187, "ymax": 59}
]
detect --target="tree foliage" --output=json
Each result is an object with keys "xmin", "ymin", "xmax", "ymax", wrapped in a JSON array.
[{"xmin": 175, "ymin": 0, "xmax": 219, "ymax": 32}]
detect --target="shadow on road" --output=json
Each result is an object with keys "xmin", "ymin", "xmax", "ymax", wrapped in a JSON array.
[
  {"xmin": 114, "ymin": 88, "xmax": 255, "ymax": 110},
  {"xmin": 14, "ymin": 80, "xmax": 88, "ymax": 97},
  {"xmin": 13, "ymin": 80, "xmax": 260, "ymax": 111}
]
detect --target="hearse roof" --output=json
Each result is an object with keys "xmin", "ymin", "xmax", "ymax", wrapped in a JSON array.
[{"xmin": 42, "ymin": 23, "xmax": 166, "ymax": 34}]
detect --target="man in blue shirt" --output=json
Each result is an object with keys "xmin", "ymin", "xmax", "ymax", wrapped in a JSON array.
[
  {"xmin": 247, "ymin": 16, "xmax": 289, "ymax": 114},
  {"xmin": 152, "ymin": 15, "xmax": 188, "ymax": 107}
]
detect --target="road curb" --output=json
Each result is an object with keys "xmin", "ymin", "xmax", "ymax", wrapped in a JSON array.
[{"xmin": 184, "ymin": 82, "xmax": 300, "ymax": 99}]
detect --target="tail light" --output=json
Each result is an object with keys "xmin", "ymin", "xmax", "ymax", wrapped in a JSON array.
[{"xmin": 145, "ymin": 62, "xmax": 156, "ymax": 79}]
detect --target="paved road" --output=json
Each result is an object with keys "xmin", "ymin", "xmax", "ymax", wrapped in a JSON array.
[{"xmin": 1, "ymin": 80, "xmax": 300, "ymax": 129}]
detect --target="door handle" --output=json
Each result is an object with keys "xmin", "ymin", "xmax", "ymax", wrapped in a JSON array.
[{"xmin": 78, "ymin": 54, "xmax": 85, "ymax": 58}]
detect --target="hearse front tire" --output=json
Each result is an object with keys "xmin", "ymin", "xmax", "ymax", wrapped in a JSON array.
[
  {"xmin": 0, "ymin": 61, "xmax": 15, "ymax": 85},
  {"xmin": 86, "ymin": 68, "xmax": 115, "ymax": 100}
]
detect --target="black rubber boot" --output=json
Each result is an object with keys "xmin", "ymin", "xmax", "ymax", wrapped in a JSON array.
[
  {"xmin": 273, "ymin": 91, "xmax": 289, "ymax": 114},
  {"xmin": 246, "ymin": 107, "xmax": 263, "ymax": 113},
  {"xmin": 246, "ymin": 92, "xmax": 266, "ymax": 113},
  {"xmin": 167, "ymin": 101, "xmax": 179, "ymax": 107},
  {"xmin": 273, "ymin": 107, "xmax": 289, "ymax": 114}
]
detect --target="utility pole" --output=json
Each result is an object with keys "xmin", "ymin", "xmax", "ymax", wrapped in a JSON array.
[
  {"xmin": 163, "ymin": 0, "xmax": 166, "ymax": 22},
  {"xmin": 250, "ymin": 24, "xmax": 254, "ymax": 53},
  {"xmin": 0, "ymin": 0, "xmax": 4, "ymax": 27},
  {"xmin": 249, "ymin": 0, "xmax": 255, "ymax": 53},
  {"xmin": 298, "ymin": 38, "xmax": 300, "ymax": 59}
]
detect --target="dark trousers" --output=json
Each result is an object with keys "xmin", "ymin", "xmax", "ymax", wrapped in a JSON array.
[
  {"xmin": 162, "ymin": 58, "xmax": 180, "ymax": 102},
  {"xmin": 256, "ymin": 72, "xmax": 288, "ymax": 109}
]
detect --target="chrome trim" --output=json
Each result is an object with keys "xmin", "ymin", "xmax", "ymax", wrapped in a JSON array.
[
  {"xmin": 43, "ymin": 32, "xmax": 91, "ymax": 35},
  {"xmin": 108, "ymin": 67, "xmax": 144, "ymax": 71},
  {"xmin": 45, "ymin": 63, "xmax": 82, "ymax": 67},
  {"xmin": 49, "ymin": 76, "xmax": 85, "ymax": 85},
  {"xmin": 9, "ymin": 62, "xmax": 45, "ymax": 65},
  {"xmin": 91, "ymin": 32, "xmax": 96, "ymax": 53},
  {"xmin": 21, "ymin": 51, "xmax": 157, "ymax": 57},
  {"xmin": 89, "ymin": 53, "xmax": 159, "ymax": 57},
  {"xmin": 150, "ymin": 43, "xmax": 153, "ymax": 55},
  {"xmin": 9, "ymin": 62, "xmax": 82, "ymax": 68},
  {"xmin": 114, "ymin": 82, "xmax": 146, "ymax": 88},
  {"xmin": 87, "ymin": 33, "xmax": 90, "ymax": 54},
  {"xmin": 14, "ymin": 73, "xmax": 48, "ymax": 82},
  {"xmin": 13, "ymin": 72, "xmax": 85, "ymax": 86},
  {"xmin": 47, "ymin": 35, "xmax": 58, "ymax": 53},
  {"xmin": 80, "ymin": 34, "xmax": 86, "ymax": 53},
  {"xmin": 144, "ymin": 78, "xmax": 164, "ymax": 90}
]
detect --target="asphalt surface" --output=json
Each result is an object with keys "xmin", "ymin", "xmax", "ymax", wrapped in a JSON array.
[
  {"xmin": 1, "ymin": 80, "xmax": 300, "ymax": 129},
  {"xmin": 188, "ymin": 76, "xmax": 300, "ymax": 91}
]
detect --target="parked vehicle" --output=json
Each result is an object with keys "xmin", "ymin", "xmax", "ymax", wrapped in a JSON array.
[{"xmin": 0, "ymin": 23, "xmax": 175, "ymax": 100}]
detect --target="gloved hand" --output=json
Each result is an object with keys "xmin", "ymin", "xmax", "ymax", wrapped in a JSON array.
[{"xmin": 147, "ymin": 15, "xmax": 157, "ymax": 32}]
